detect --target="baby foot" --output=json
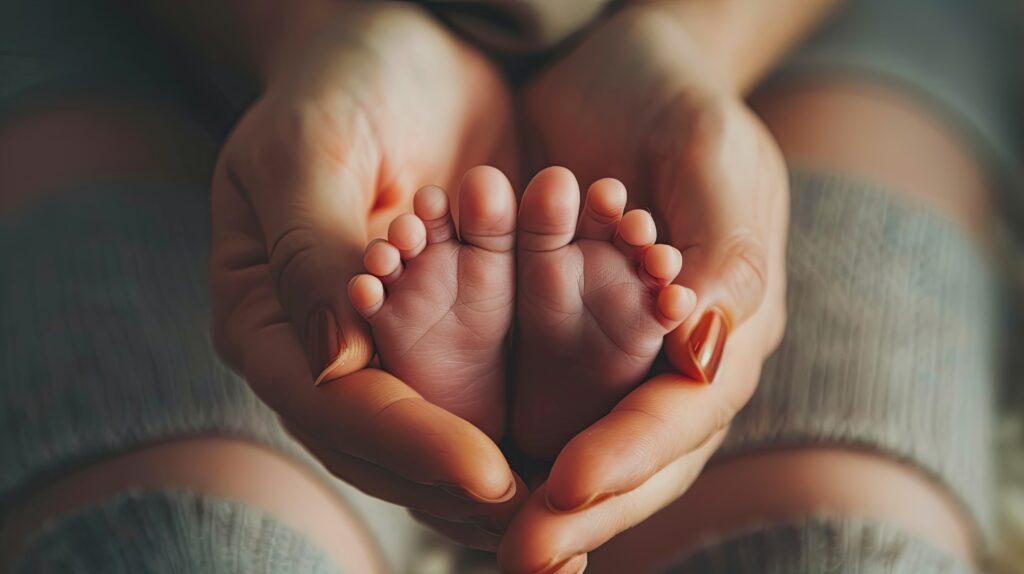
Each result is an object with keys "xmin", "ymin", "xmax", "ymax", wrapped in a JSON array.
[
  {"xmin": 348, "ymin": 166, "xmax": 517, "ymax": 440},
  {"xmin": 513, "ymin": 167, "xmax": 695, "ymax": 459}
]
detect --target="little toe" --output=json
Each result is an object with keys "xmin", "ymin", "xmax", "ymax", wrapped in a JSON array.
[
  {"xmin": 641, "ymin": 244, "xmax": 683, "ymax": 287},
  {"xmin": 457, "ymin": 166, "xmax": 517, "ymax": 252},
  {"xmin": 518, "ymin": 166, "xmax": 581, "ymax": 252},
  {"xmin": 363, "ymin": 239, "xmax": 403, "ymax": 284},
  {"xmin": 577, "ymin": 178, "xmax": 627, "ymax": 240},
  {"xmin": 413, "ymin": 185, "xmax": 456, "ymax": 244},
  {"xmin": 657, "ymin": 284, "xmax": 697, "ymax": 328},
  {"xmin": 614, "ymin": 209, "xmax": 657, "ymax": 259},
  {"xmin": 348, "ymin": 274, "xmax": 386, "ymax": 319},
  {"xmin": 388, "ymin": 213, "xmax": 427, "ymax": 260}
]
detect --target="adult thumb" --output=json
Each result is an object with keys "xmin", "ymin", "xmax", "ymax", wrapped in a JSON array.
[
  {"xmin": 269, "ymin": 219, "xmax": 375, "ymax": 386},
  {"xmin": 665, "ymin": 229, "xmax": 770, "ymax": 384},
  {"xmin": 224, "ymin": 150, "xmax": 376, "ymax": 385}
]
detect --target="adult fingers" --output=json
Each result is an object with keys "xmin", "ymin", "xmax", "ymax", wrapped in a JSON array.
[
  {"xmin": 210, "ymin": 177, "xmax": 515, "ymax": 504},
  {"xmin": 543, "ymin": 313, "xmax": 769, "ymax": 514},
  {"xmin": 498, "ymin": 431, "xmax": 725, "ymax": 573},
  {"xmin": 214, "ymin": 102, "xmax": 380, "ymax": 386},
  {"xmin": 655, "ymin": 100, "xmax": 788, "ymax": 383},
  {"xmin": 293, "ymin": 424, "xmax": 528, "ymax": 525},
  {"xmin": 287, "ymin": 364, "xmax": 518, "ymax": 502}
]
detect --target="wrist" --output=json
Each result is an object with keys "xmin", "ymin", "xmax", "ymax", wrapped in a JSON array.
[{"xmin": 627, "ymin": 0, "xmax": 837, "ymax": 94}]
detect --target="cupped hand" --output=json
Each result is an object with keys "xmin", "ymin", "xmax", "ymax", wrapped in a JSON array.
[
  {"xmin": 208, "ymin": 3, "xmax": 524, "ymax": 549},
  {"xmin": 501, "ymin": 6, "xmax": 789, "ymax": 569}
]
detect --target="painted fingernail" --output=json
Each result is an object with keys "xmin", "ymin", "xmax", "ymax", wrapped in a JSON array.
[
  {"xmin": 545, "ymin": 490, "xmax": 614, "ymax": 514},
  {"xmin": 439, "ymin": 480, "xmax": 516, "ymax": 503},
  {"xmin": 307, "ymin": 308, "xmax": 346, "ymax": 386},
  {"xmin": 532, "ymin": 554, "xmax": 587, "ymax": 574},
  {"xmin": 674, "ymin": 308, "xmax": 728, "ymax": 384}
]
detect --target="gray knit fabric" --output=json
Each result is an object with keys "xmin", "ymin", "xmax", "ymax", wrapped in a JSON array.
[
  {"xmin": 722, "ymin": 171, "xmax": 997, "ymax": 540},
  {"xmin": 11, "ymin": 489, "xmax": 341, "ymax": 573},
  {"xmin": 0, "ymin": 185, "xmax": 299, "ymax": 504},
  {"xmin": 0, "ymin": 184, "xmax": 430, "ymax": 572},
  {"xmin": 666, "ymin": 516, "xmax": 972, "ymax": 573}
]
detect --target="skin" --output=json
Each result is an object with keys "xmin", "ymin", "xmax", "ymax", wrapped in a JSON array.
[
  {"xmin": 499, "ymin": 5, "xmax": 792, "ymax": 570},
  {"xmin": 349, "ymin": 166, "xmax": 692, "ymax": 446},
  {"xmin": 581, "ymin": 80, "xmax": 990, "ymax": 573},
  {"xmin": 513, "ymin": 167, "xmax": 693, "ymax": 459},
  {"xmin": 207, "ymin": 2, "xmax": 529, "ymax": 549},
  {"xmin": 349, "ymin": 166, "xmax": 518, "ymax": 440},
  {"xmin": 0, "ymin": 97, "xmax": 215, "ymax": 213}
]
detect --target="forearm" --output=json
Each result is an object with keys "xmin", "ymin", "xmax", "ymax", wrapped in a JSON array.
[{"xmin": 638, "ymin": 0, "xmax": 842, "ymax": 93}]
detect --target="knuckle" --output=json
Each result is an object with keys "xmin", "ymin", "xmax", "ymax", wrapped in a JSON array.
[
  {"xmin": 719, "ymin": 231, "xmax": 769, "ymax": 316},
  {"xmin": 267, "ymin": 226, "xmax": 320, "ymax": 305}
]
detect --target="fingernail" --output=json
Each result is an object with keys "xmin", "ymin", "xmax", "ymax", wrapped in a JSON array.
[
  {"xmin": 676, "ymin": 308, "xmax": 728, "ymax": 384},
  {"xmin": 532, "ymin": 554, "xmax": 587, "ymax": 574},
  {"xmin": 545, "ymin": 490, "xmax": 614, "ymax": 514},
  {"xmin": 439, "ymin": 479, "xmax": 516, "ymax": 503},
  {"xmin": 307, "ymin": 308, "xmax": 346, "ymax": 386}
]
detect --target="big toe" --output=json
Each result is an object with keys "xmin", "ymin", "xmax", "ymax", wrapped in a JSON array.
[
  {"xmin": 457, "ymin": 166, "xmax": 517, "ymax": 253},
  {"xmin": 518, "ymin": 166, "xmax": 581, "ymax": 252}
]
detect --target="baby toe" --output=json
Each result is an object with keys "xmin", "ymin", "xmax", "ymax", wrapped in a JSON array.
[
  {"xmin": 363, "ymin": 238, "xmax": 404, "ymax": 284},
  {"xmin": 348, "ymin": 274, "xmax": 386, "ymax": 319},
  {"xmin": 414, "ymin": 185, "xmax": 456, "ymax": 244},
  {"xmin": 518, "ymin": 166, "xmax": 581, "ymax": 253},
  {"xmin": 458, "ymin": 166, "xmax": 517, "ymax": 253},
  {"xmin": 577, "ymin": 178, "xmax": 626, "ymax": 240},
  {"xmin": 642, "ymin": 244, "xmax": 683, "ymax": 287},
  {"xmin": 388, "ymin": 213, "xmax": 427, "ymax": 260},
  {"xmin": 614, "ymin": 209, "xmax": 657, "ymax": 259},
  {"xmin": 657, "ymin": 284, "xmax": 697, "ymax": 328}
]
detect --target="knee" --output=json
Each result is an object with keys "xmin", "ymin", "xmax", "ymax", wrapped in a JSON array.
[
  {"xmin": 0, "ymin": 97, "xmax": 216, "ymax": 215},
  {"xmin": 687, "ymin": 449, "xmax": 976, "ymax": 561},
  {"xmin": 590, "ymin": 448, "xmax": 977, "ymax": 573},
  {"xmin": 751, "ymin": 80, "xmax": 992, "ymax": 236},
  {"xmin": 0, "ymin": 438, "xmax": 384, "ymax": 574}
]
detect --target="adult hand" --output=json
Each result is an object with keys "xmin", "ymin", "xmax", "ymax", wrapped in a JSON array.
[
  {"xmin": 500, "ymin": 6, "xmax": 789, "ymax": 570},
  {"xmin": 208, "ymin": 3, "xmax": 524, "ymax": 549}
]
